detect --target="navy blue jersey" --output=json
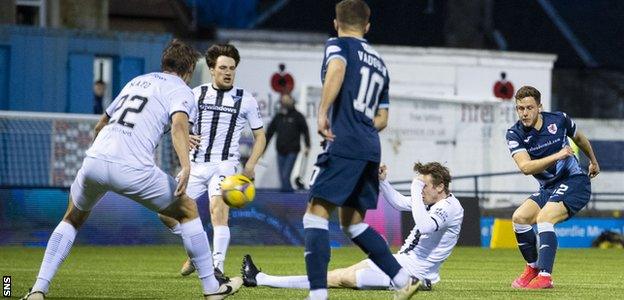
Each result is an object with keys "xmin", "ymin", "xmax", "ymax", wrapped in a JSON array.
[
  {"xmin": 506, "ymin": 111, "xmax": 584, "ymax": 188},
  {"xmin": 320, "ymin": 37, "xmax": 390, "ymax": 162}
]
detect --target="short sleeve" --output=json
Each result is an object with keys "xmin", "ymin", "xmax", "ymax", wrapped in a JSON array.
[
  {"xmin": 105, "ymin": 95, "xmax": 123, "ymax": 117},
  {"xmin": 506, "ymin": 129, "xmax": 526, "ymax": 156},
  {"xmin": 429, "ymin": 201, "xmax": 452, "ymax": 231},
  {"xmin": 378, "ymin": 77, "xmax": 390, "ymax": 110},
  {"xmin": 561, "ymin": 112, "xmax": 577, "ymax": 138},
  {"xmin": 324, "ymin": 38, "xmax": 348, "ymax": 66},
  {"xmin": 168, "ymin": 86, "xmax": 195, "ymax": 121},
  {"xmin": 245, "ymin": 94, "xmax": 264, "ymax": 130},
  {"xmin": 105, "ymin": 84, "xmax": 129, "ymax": 117}
]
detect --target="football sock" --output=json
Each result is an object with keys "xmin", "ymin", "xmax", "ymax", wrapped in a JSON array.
[
  {"xmin": 32, "ymin": 221, "xmax": 77, "ymax": 294},
  {"xmin": 355, "ymin": 267, "xmax": 392, "ymax": 290},
  {"xmin": 303, "ymin": 213, "xmax": 330, "ymax": 298},
  {"xmin": 537, "ymin": 222, "xmax": 557, "ymax": 274},
  {"xmin": 513, "ymin": 223, "xmax": 538, "ymax": 265},
  {"xmin": 180, "ymin": 218, "xmax": 219, "ymax": 294},
  {"xmin": 212, "ymin": 225, "xmax": 230, "ymax": 271},
  {"xmin": 257, "ymin": 272, "xmax": 310, "ymax": 289},
  {"xmin": 170, "ymin": 223, "xmax": 182, "ymax": 235},
  {"xmin": 309, "ymin": 289, "xmax": 328, "ymax": 300},
  {"xmin": 350, "ymin": 226, "xmax": 407, "ymax": 288}
]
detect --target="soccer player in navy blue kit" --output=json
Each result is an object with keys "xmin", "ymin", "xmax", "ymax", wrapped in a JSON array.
[
  {"xmin": 303, "ymin": 1, "xmax": 420, "ymax": 299},
  {"xmin": 506, "ymin": 86, "xmax": 600, "ymax": 289}
]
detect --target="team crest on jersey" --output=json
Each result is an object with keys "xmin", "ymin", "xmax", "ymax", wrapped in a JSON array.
[
  {"xmin": 232, "ymin": 95, "xmax": 242, "ymax": 102},
  {"xmin": 547, "ymin": 123, "xmax": 557, "ymax": 134}
]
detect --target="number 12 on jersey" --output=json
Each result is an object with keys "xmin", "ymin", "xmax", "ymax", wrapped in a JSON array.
[{"xmin": 354, "ymin": 66, "xmax": 384, "ymax": 119}]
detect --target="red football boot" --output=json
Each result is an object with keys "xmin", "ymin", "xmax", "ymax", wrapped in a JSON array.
[
  {"xmin": 511, "ymin": 265, "xmax": 539, "ymax": 288},
  {"xmin": 525, "ymin": 274, "xmax": 554, "ymax": 289}
]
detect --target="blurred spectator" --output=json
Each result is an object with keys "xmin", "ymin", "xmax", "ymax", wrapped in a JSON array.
[
  {"xmin": 93, "ymin": 80, "xmax": 106, "ymax": 114},
  {"xmin": 266, "ymin": 94, "xmax": 310, "ymax": 192}
]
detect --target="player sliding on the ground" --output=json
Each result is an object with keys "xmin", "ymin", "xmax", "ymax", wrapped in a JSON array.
[
  {"xmin": 21, "ymin": 40, "xmax": 242, "ymax": 300},
  {"xmin": 506, "ymin": 86, "xmax": 600, "ymax": 289},
  {"xmin": 242, "ymin": 162, "xmax": 463, "ymax": 292}
]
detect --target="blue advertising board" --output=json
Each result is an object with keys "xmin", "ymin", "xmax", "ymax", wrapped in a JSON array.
[{"xmin": 481, "ymin": 216, "xmax": 624, "ymax": 248}]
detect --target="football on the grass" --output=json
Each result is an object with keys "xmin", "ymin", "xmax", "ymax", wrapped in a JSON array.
[{"xmin": 221, "ymin": 174, "xmax": 255, "ymax": 208}]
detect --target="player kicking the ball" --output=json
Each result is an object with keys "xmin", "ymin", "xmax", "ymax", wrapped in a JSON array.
[
  {"xmin": 158, "ymin": 43, "xmax": 266, "ymax": 277},
  {"xmin": 507, "ymin": 86, "xmax": 600, "ymax": 289},
  {"xmin": 242, "ymin": 162, "xmax": 463, "ymax": 292},
  {"xmin": 21, "ymin": 40, "xmax": 242, "ymax": 300}
]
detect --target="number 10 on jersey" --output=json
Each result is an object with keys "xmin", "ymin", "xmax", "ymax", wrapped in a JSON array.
[{"xmin": 354, "ymin": 66, "xmax": 384, "ymax": 119}]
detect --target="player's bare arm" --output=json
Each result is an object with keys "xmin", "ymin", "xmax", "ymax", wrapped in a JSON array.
[
  {"xmin": 171, "ymin": 112, "xmax": 191, "ymax": 197},
  {"xmin": 511, "ymin": 146, "xmax": 573, "ymax": 175},
  {"xmin": 93, "ymin": 113, "xmax": 110, "ymax": 139},
  {"xmin": 571, "ymin": 130, "xmax": 600, "ymax": 178},
  {"xmin": 318, "ymin": 58, "xmax": 346, "ymax": 141},
  {"xmin": 243, "ymin": 127, "xmax": 267, "ymax": 180},
  {"xmin": 374, "ymin": 108, "xmax": 388, "ymax": 131}
]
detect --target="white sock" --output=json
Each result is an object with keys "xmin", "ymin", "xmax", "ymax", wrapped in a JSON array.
[
  {"xmin": 32, "ymin": 221, "xmax": 77, "ymax": 293},
  {"xmin": 392, "ymin": 268, "xmax": 410, "ymax": 289},
  {"xmin": 170, "ymin": 223, "xmax": 182, "ymax": 235},
  {"xmin": 309, "ymin": 288, "xmax": 328, "ymax": 300},
  {"xmin": 257, "ymin": 272, "xmax": 310, "ymax": 289},
  {"xmin": 355, "ymin": 268, "xmax": 391, "ymax": 290},
  {"xmin": 180, "ymin": 218, "xmax": 219, "ymax": 294},
  {"xmin": 212, "ymin": 225, "xmax": 230, "ymax": 271}
]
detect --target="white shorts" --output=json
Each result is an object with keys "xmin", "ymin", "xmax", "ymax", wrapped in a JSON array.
[
  {"xmin": 70, "ymin": 157, "xmax": 177, "ymax": 212},
  {"xmin": 359, "ymin": 253, "xmax": 439, "ymax": 290},
  {"xmin": 186, "ymin": 160, "xmax": 239, "ymax": 200}
]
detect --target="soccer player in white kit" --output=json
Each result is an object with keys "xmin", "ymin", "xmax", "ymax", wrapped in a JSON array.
[
  {"xmin": 21, "ymin": 40, "xmax": 242, "ymax": 300},
  {"xmin": 158, "ymin": 43, "xmax": 267, "ymax": 276},
  {"xmin": 241, "ymin": 162, "xmax": 463, "ymax": 291}
]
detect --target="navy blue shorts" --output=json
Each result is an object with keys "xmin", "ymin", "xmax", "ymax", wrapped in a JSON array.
[
  {"xmin": 309, "ymin": 153, "xmax": 379, "ymax": 211},
  {"xmin": 529, "ymin": 174, "xmax": 591, "ymax": 217}
]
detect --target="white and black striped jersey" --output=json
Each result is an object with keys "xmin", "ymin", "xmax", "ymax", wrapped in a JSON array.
[
  {"xmin": 87, "ymin": 72, "xmax": 195, "ymax": 169},
  {"xmin": 190, "ymin": 84, "xmax": 263, "ymax": 162}
]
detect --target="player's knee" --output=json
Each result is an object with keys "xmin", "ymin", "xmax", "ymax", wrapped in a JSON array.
[
  {"xmin": 328, "ymin": 268, "xmax": 356, "ymax": 288},
  {"xmin": 210, "ymin": 197, "xmax": 229, "ymax": 225},
  {"xmin": 341, "ymin": 223, "xmax": 369, "ymax": 239},
  {"xmin": 512, "ymin": 209, "xmax": 533, "ymax": 224}
]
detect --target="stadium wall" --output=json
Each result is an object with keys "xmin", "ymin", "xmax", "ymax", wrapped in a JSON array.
[
  {"xmin": 0, "ymin": 25, "xmax": 170, "ymax": 113},
  {"xmin": 215, "ymin": 42, "xmax": 556, "ymax": 189}
]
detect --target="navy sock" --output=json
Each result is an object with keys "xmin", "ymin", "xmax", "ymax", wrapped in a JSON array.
[
  {"xmin": 304, "ymin": 228, "xmax": 330, "ymax": 290},
  {"xmin": 515, "ymin": 230, "xmax": 538, "ymax": 264},
  {"xmin": 537, "ymin": 223, "xmax": 558, "ymax": 274},
  {"xmin": 351, "ymin": 227, "xmax": 402, "ymax": 278}
]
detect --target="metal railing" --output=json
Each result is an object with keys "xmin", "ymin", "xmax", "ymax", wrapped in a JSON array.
[{"xmin": 391, "ymin": 171, "xmax": 624, "ymax": 209}]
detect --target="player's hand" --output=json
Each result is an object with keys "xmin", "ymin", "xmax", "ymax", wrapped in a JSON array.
[
  {"xmin": 189, "ymin": 135, "xmax": 201, "ymax": 150},
  {"xmin": 303, "ymin": 147, "xmax": 310, "ymax": 156},
  {"xmin": 557, "ymin": 146, "xmax": 574, "ymax": 160},
  {"xmin": 379, "ymin": 163, "xmax": 388, "ymax": 181},
  {"xmin": 588, "ymin": 161, "xmax": 600, "ymax": 178},
  {"xmin": 317, "ymin": 115, "xmax": 335, "ymax": 141},
  {"xmin": 242, "ymin": 165, "xmax": 255, "ymax": 181},
  {"xmin": 175, "ymin": 167, "xmax": 190, "ymax": 197}
]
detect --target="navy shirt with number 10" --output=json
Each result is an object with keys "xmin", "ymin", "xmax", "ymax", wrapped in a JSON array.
[{"xmin": 320, "ymin": 37, "xmax": 390, "ymax": 163}]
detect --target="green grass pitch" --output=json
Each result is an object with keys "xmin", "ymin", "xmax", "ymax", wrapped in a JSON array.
[{"xmin": 1, "ymin": 245, "xmax": 623, "ymax": 299}]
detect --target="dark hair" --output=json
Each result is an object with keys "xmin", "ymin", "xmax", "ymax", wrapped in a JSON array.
[
  {"xmin": 161, "ymin": 39, "xmax": 199, "ymax": 76},
  {"xmin": 94, "ymin": 80, "xmax": 105, "ymax": 86},
  {"xmin": 514, "ymin": 86, "xmax": 541, "ymax": 104},
  {"xmin": 335, "ymin": 0, "xmax": 370, "ymax": 30},
  {"xmin": 414, "ymin": 162, "xmax": 451, "ymax": 193},
  {"xmin": 205, "ymin": 44, "xmax": 240, "ymax": 69}
]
